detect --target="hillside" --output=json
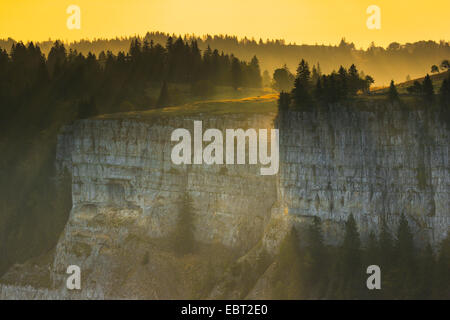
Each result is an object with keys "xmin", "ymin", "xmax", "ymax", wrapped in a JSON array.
[{"xmin": 373, "ymin": 70, "xmax": 450, "ymax": 94}]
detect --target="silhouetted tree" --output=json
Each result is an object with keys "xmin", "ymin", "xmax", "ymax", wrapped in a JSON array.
[
  {"xmin": 440, "ymin": 59, "xmax": 450, "ymax": 71},
  {"xmin": 439, "ymin": 75, "xmax": 450, "ymax": 109},
  {"xmin": 431, "ymin": 65, "xmax": 439, "ymax": 74},
  {"xmin": 393, "ymin": 213, "xmax": 416, "ymax": 298},
  {"xmin": 305, "ymin": 217, "xmax": 327, "ymax": 294},
  {"xmin": 249, "ymin": 55, "xmax": 262, "ymax": 88},
  {"xmin": 422, "ymin": 74, "xmax": 434, "ymax": 102},
  {"xmin": 272, "ymin": 227, "xmax": 304, "ymax": 299},
  {"xmin": 388, "ymin": 80, "xmax": 399, "ymax": 101},
  {"xmin": 272, "ymin": 65, "xmax": 294, "ymax": 92},
  {"xmin": 292, "ymin": 59, "xmax": 312, "ymax": 108},
  {"xmin": 338, "ymin": 213, "xmax": 363, "ymax": 298}
]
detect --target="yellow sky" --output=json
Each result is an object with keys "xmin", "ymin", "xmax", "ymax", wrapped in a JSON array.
[{"xmin": 0, "ymin": 0, "xmax": 449, "ymax": 48}]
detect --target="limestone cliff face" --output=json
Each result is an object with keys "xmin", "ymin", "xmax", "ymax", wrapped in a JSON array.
[
  {"xmin": 274, "ymin": 107, "xmax": 449, "ymax": 245},
  {"xmin": 49, "ymin": 114, "xmax": 277, "ymax": 298},
  {"xmin": 1, "ymin": 102, "xmax": 449, "ymax": 299}
]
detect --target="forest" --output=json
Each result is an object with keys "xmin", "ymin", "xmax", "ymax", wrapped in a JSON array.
[
  {"xmin": 276, "ymin": 58, "xmax": 450, "ymax": 121},
  {"xmin": 2, "ymin": 32, "xmax": 450, "ymax": 85},
  {"xmin": 270, "ymin": 214, "xmax": 449, "ymax": 299}
]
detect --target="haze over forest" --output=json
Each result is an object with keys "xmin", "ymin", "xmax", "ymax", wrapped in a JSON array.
[
  {"xmin": 0, "ymin": 32, "xmax": 450, "ymax": 86},
  {"xmin": 1, "ymin": 33, "xmax": 449, "ymax": 86}
]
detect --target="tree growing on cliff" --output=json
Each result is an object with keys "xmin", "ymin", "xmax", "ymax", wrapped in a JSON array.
[{"xmin": 172, "ymin": 191, "xmax": 196, "ymax": 255}]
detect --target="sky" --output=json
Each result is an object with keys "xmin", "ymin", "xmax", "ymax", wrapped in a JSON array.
[{"xmin": 0, "ymin": 0, "xmax": 449, "ymax": 48}]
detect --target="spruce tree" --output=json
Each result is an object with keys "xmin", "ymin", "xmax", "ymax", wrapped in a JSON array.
[
  {"xmin": 305, "ymin": 216, "xmax": 327, "ymax": 294},
  {"xmin": 422, "ymin": 74, "xmax": 434, "ymax": 102},
  {"xmin": 292, "ymin": 59, "xmax": 312, "ymax": 108},
  {"xmin": 249, "ymin": 55, "xmax": 262, "ymax": 88},
  {"xmin": 393, "ymin": 213, "xmax": 416, "ymax": 298},
  {"xmin": 388, "ymin": 80, "xmax": 399, "ymax": 101},
  {"xmin": 348, "ymin": 64, "xmax": 359, "ymax": 95},
  {"xmin": 439, "ymin": 76, "xmax": 450, "ymax": 108},
  {"xmin": 337, "ymin": 66, "xmax": 349, "ymax": 99},
  {"xmin": 339, "ymin": 213, "xmax": 362, "ymax": 298},
  {"xmin": 272, "ymin": 227, "xmax": 304, "ymax": 299},
  {"xmin": 278, "ymin": 92, "xmax": 290, "ymax": 115}
]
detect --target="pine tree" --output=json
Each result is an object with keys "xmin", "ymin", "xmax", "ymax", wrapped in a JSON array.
[
  {"xmin": 339, "ymin": 213, "xmax": 362, "ymax": 298},
  {"xmin": 305, "ymin": 217, "xmax": 327, "ymax": 295},
  {"xmin": 388, "ymin": 80, "xmax": 399, "ymax": 101},
  {"xmin": 377, "ymin": 219, "xmax": 395, "ymax": 297},
  {"xmin": 272, "ymin": 227, "xmax": 304, "ymax": 299},
  {"xmin": 439, "ymin": 75, "xmax": 450, "ymax": 124},
  {"xmin": 348, "ymin": 64, "xmax": 359, "ymax": 95},
  {"xmin": 439, "ymin": 77, "xmax": 450, "ymax": 108},
  {"xmin": 249, "ymin": 55, "xmax": 262, "ymax": 88},
  {"xmin": 393, "ymin": 213, "xmax": 416, "ymax": 298},
  {"xmin": 422, "ymin": 74, "xmax": 434, "ymax": 102},
  {"xmin": 365, "ymin": 231, "xmax": 379, "ymax": 264},
  {"xmin": 278, "ymin": 92, "xmax": 290, "ymax": 115},
  {"xmin": 337, "ymin": 66, "xmax": 349, "ymax": 99},
  {"xmin": 292, "ymin": 59, "xmax": 312, "ymax": 108},
  {"xmin": 379, "ymin": 220, "xmax": 394, "ymax": 267},
  {"xmin": 311, "ymin": 64, "xmax": 321, "ymax": 85}
]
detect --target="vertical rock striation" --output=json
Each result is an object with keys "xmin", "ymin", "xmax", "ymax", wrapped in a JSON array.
[{"xmin": 276, "ymin": 107, "xmax": 449, "ymax": 245}]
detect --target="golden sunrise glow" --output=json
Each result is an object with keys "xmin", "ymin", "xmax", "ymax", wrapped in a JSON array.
[{"xmin": 0, "ymin": 0, "xmax": 449, "ymax": 47}]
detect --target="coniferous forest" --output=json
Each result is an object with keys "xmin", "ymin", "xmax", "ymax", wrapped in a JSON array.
[
  {"xmin": 2, "ymin": 33, "xmax": 450, "ymax": 85},
  {"xmin": 272, "ymin": 214, "xmax": 449, "ymax": 299}
]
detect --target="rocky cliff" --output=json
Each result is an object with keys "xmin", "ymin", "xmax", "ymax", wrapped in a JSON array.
[
  {"xmin": 275, "ymin": 105, "xmax": 449, "ymax": 245},
  {"xmin": 1, "ymin": 99, "xmax": 449, "ymax": 299}
]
